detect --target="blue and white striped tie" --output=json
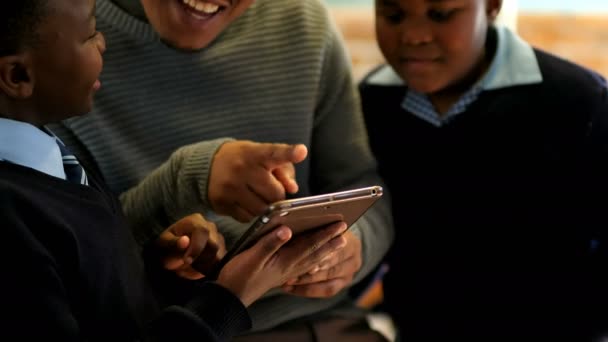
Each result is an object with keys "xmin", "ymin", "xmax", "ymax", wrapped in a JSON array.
[
  {"xmin": 55, "ymin": 138, "xmax": 88, "ymax": 186},
  {"xmin": 43, "ymin": 128, "xmax": 88, "ymax": 186}
]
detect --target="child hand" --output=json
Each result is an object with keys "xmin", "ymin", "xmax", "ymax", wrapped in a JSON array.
[
  {"xmin": 217, "ymin": 221, "xmax": 347, "ymax": 307},
  {"xmin": 154, "ymin": 213, "xmax": 226, "ymax": 280}
]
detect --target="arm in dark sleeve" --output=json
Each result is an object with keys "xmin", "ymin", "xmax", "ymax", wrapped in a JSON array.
[
  {"xmin": 149, "ymin": 282, "xmax": 251, "ymax": 342},
  {"xmin": 2, "ymin": 206, "xmax": 83, "ymax": 341},
  {"xmin": 582, "ymin": 76, "xmax": 608, "ymax": 338},
  {"xmin": 587, "ymin": 79, "xmax": 608, "ymax": 255},
  {"xmin": 1, "ymin": 199, "xmax": 250, "ymax": 342}
]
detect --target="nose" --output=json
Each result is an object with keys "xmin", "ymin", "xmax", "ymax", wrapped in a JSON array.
[
  {"xmin": 400, "ymin": 18, "xmax": 433, "ymax": 46},
  {"xmin": 97, "ymin": 32, "xmax": 107, "ymax": 55}
]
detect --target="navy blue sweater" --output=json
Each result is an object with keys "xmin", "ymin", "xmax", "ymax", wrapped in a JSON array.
[
  {"xmin": 360, "ymin": 50, "xmax": 608, "ymax": 339},
  {"xmin": 0, "ymin": 161, "xmax": 250, "ymax": 341}
]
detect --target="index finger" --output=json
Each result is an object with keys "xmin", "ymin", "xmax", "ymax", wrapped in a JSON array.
[{"xmin": 256, "ymin": 143, "xmax": 308, "ymax": 169}]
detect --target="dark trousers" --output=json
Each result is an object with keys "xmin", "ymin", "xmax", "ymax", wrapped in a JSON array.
[{"xmin": 232, "ymin": 316, "xmax": 389, "ymax": 342}]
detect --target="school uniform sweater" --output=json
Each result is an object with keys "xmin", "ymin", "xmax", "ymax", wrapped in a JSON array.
[
  {"xmin": 48, "ymin": 0, "xmax": 394, "ymax": 331},
  {"xmin": 0, "ymin": 161, "xmax": 250, "ymax": 341},
  {"xmin": 360, "ymin": 49, "xmax": 608, "ymax": 338}
]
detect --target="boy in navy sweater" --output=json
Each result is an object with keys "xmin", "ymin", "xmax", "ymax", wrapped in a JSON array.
[
  {"xmin": 0, "ymin": 1, "xmax": 347, "ymax": 340},
  {"xmin": 361, "ymin": 0, "xmax": 608, "ymax": 340}
]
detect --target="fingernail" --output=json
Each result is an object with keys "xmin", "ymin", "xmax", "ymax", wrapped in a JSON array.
[
  {"xmin": 184, "ymin": 257, "xmax": 193, "ymax": 265},
  {"xmin": 309, "ymin": 266, "xmax": 320, "ymax": 274},
  {"xmin": 277, "ymin": 227, "xmax": 291, "ymax": 240}
]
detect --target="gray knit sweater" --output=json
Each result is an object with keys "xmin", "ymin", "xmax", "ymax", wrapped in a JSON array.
[{"xmin": 50, "ymin": 0, "xmax": 394, "ymax": 332}]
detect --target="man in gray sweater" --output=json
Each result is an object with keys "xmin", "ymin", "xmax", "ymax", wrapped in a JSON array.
[{"xmin": 49, "ymin": 0, "xmax": 394, "ymax": 340}]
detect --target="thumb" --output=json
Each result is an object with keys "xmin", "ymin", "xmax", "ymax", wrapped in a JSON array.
[
  {"xmin": 175, "ymin": 235, "xmax": 191, "ymax": 252},
  {"xmin": 248, "ymin": 226, "xmax": 292, "ymax": 263},
  {"xmin": 156, "ymin": 229, "xmax": 188, "ymax": 252},
  {"xmin": 259, "ymin": 143, "xmax": 308, "ymax": 169}
]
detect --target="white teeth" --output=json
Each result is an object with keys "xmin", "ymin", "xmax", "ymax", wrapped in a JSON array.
[{"xmin": 182, "ymin": 0, "xmax": 220, "ymax": 14}]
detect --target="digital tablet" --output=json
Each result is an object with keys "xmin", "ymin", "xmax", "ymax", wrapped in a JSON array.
[{"xmin": 206, "ymin": 185, "xmax": 383, "ymax": 279}]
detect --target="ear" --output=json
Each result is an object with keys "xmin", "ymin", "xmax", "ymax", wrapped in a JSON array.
[
  {"xmin": 0, "ymin": 54, "xmax": 35, "ymax": 99},
  {"xmin": 486, "ymin": 0, "xmax": 503, "ymax": 21}
]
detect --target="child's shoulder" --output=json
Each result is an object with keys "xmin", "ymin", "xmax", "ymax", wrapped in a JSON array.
[{"xmin": 532, "ymin": 47, "xmax": 606, "ymax": 96}]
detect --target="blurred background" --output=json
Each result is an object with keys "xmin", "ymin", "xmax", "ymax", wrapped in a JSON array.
[{"xmin": 326, "ymin": 0, "xmax": 608, "ymax": 80}]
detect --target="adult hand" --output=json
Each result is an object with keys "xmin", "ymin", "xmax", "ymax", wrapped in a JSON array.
[
  {"xmin": 281, "ymin": 230, "xmax": 362, "ymax": 298},
  {"xmin": 208, "ymin": 140, "xmax": 308, "ymax": 222},
  {"xmin": 217, "ymin": 221, "xmax": 348, "ymax": 307},
  {"xmin": 154, "ymin": 213, "xmax": 226, "ymax": 280}
]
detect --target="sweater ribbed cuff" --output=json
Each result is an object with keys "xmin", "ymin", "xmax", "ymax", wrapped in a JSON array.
[
  {"xmin": 164, "ymin": 138, "xmax": 233, "ymax": 222},
  {"xmin": 185, "ymin": 282, "xmax": 252, "ymax": 340}
]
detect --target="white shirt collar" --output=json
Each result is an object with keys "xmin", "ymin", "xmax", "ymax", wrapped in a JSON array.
[{"xmin": 484, "ymin": 25, "xmax": 543, "ymax": 90}]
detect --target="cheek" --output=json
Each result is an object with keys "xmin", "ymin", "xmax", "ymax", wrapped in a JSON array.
[
  {"xmin": 78, "ymin": 47, "xmax": 103, "ymax": 84},
  {"xmin": 141, "ymin": 0, "xmax": 163, "ymax": 21},
  {"xmin": 141, "ymin": 0, "xmax": 182, "ymax": 42},
  {"xmin": 375, "ymin": 26, "xmax": 399, "ymax": 59},
  {"xmin": 435, "ymin": 26, "xmax": 480, "ymax": 70}
]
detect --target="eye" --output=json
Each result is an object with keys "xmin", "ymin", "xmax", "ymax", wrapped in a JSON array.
[
  {"xmin": 378, "ymin": 9, "xmax": 404, "ymax": 25},
  {"xmin": 427, "ymin": 8, "xmax": 457, "ymax": 22}
]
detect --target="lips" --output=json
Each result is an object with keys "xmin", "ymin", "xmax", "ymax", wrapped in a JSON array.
[
  {"xmin": 401, "ymin": 56, "xmax": 440, "ymax": 63},
  {"xmin": 92, "ymin": 79, "xmax": 101, "ymax": 91},
  {"xmin": 180, "ymin": 0, "xmax": 228, "ymax": 14},
  {"xmin": 175, "ymin": 0, "xmax": 224, "ymax": 28},
  {"xmin": 398, "ymin": 56, "xmax": 441, "ymax": 74},
  {"xmin": 194, "ymin": 0, "xmax": 230, "ymax": 7}
]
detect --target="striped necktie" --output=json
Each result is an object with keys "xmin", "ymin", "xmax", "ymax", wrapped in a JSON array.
[
  {"xmin": 57, "ymin": 141, "xmax": 88, "ymax": 186},
  {"xmin": 46, "ymin": 132, "xmax": 89, "ymax": 186}
]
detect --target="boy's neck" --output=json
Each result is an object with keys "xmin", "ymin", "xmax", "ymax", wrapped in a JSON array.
[
  {"xmin": 0, "ymin": 101, "xmax": 45, "ymax": 128},
  {"xmin": 429, "ymin": 52, "xmax": 491, "ymax": 116},
  {"xmin": 429, "ymin": 27, "xmax": 499, "ymax": 116}
]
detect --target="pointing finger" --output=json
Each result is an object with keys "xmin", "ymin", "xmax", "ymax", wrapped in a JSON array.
[{"xmin": 258, "ymin": 143, "xmax": 308, "ymax": 169}]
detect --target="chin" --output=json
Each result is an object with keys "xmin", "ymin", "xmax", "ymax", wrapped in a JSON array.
[
  {"xmin": 78, "ymin": 103, "xmax": 94, "ymax": 117},
  {"xmin": 160, "ymin": 29, "xmax": 219, "ymax": 51},
  {"xmin": 164, "ymin": 38, "xmax": 211, "ymax": 51},
  {"xmin": 406, "ymin": 82, "xmax": 443, "ymax": 95}
]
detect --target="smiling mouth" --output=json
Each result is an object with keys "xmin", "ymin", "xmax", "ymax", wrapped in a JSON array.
[
  {"xmin": 402, "ymin": 57, "xmax": 440, "ymax": 63},
  {"xmin": 180, "ymin": 0, "xmax": 225, "ymax": 19}
]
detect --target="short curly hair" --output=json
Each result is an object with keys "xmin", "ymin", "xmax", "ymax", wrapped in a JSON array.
[{"xmin": 0, "ymin": 1, "xmax": 49, "ymax": 56}]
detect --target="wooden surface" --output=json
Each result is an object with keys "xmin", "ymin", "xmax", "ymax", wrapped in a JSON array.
[{"xmin": 330, "ymin": 8, "xmax": 608, "ymax": 80}]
